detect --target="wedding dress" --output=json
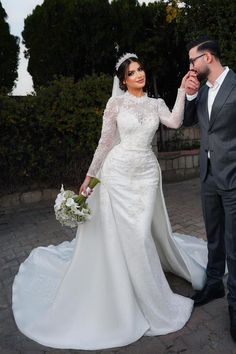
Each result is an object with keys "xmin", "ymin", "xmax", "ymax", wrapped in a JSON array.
[{"xmin": 12, "ymin": 89, "xmax": 208, "ymax": 350}]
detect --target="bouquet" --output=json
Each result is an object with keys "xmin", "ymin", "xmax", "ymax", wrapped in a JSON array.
[{"xmin": 54, "ymin": 177, "xmax": 100, "ymax": 228}]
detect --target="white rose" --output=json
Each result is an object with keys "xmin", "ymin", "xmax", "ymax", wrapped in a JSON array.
[
  {"xmin": 54, "ymin": 193, "xmax": 65, "ymax": 208},
  {"xmin": 66, "ymin": 198, "xmax": 76, "ymax": 207}
]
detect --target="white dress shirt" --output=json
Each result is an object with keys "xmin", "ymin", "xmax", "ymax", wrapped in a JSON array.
[{"xmin": 206, "ymin": 66, "xmax": 229, "ymax": 117}]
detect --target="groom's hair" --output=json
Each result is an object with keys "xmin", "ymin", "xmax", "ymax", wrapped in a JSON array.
[{"xmin": 187, "ymin": 37, "xmax": 221, "ymax": 59}]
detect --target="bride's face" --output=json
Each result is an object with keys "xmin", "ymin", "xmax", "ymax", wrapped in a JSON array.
[{"xmin": 124, "ymin": 61, "xmax": 146, "ymax": 91}]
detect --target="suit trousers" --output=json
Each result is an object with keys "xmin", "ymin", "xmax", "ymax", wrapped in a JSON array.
[{"xmin": 201, "ymin": 160, "xmax": 236, "ymax": 307}]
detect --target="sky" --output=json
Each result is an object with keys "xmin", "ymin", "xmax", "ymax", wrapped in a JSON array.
[
  {"xmin": 1, "ymin": 0, "xmax": 156, "ymax": 95},
  {"xmin": 1, "ymin": 0, "xmax": 44, "ymax": 95}
]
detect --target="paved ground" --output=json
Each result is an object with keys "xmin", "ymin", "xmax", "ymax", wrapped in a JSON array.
[{"xmin": 0, "ymin": 178, "xmax": 235, "ymax": 354}]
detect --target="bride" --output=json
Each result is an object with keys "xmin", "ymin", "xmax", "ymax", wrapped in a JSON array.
[{"xmin": 12, "ymin": 53, "xmax": 208, "ymax": 350}]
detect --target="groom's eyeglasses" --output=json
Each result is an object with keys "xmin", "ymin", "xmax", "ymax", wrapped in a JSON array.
[{"xmin": 189, "ymin": 53, "xmax": 205, "ymax": 65}]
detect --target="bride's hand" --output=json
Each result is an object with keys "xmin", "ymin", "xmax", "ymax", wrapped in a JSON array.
[
  {"xmin": 79, "ymin": 175, "xmax": 92, "ymax": 196},
  {"xmin": 180, "ymin": 71, "xmax": 200, "ymax": 95}
]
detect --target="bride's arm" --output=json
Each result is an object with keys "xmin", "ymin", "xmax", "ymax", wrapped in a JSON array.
[
  {"xmin": 80, "ymin": 97, "xmax": 118, "ymax": 194},
  {"xmin": 158, "ymin": 72, "xmax": 195, "ymax": 129},
  {"xmin": 86, "ymin": 97, "xmax": 118, "ymax": 177},
  {"xmin": 157, "ymin": 88, "xmax": 186, "ymax": 129}
]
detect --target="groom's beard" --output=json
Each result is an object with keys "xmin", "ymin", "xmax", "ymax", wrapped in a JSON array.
[{"xmin": 197, "ymin": 67, "xmax": 210, "ymax": 82}]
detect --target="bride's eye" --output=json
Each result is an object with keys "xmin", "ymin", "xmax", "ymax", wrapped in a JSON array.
[
  {"xmin": 138, "ymin": 67, "xmax": 144, "ymax": 72},
  {"xmin": 128, "ymin": 71, "xmax": 135, "ymax": 77}
]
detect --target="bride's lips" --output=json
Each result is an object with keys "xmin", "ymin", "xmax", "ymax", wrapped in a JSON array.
[{"xmin": 137, "ymin": 78, "xmax": 145, "ymax": 84}]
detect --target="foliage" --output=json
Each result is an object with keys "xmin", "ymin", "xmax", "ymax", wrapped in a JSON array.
[
  {"xmin": 22, "ymin": 0, "xmax": 115, "ymax": 87},
  {"xmin": 22, "ymin": 0, "xmax": 190, "ymax": 106},
  {"xmin": 0, "ymin": 74, "xmax": 112, "ymax": 194},
  {"xmin": 110, "ymin": 0, "xmax": 145, "ymax": 55},
  {"xmin": 0, "ymin": 2, "xmax": 19, "ymax": 93},
  {"xmin": 136, "ymin": 1, "xmax": 188, "ymax": 106},
  {"xmin": 176, "ymin": 0, "xmax": 236, "ymax": 70},
  {"xmin": 162, "ymin": 129, "xmax": 200, "ymax": 152}
]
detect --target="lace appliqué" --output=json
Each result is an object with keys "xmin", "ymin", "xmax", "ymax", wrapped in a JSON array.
[
  {"xmin": 123, "ymin": 92, "xmax": 148, "ymax": 125},
  {"xmin": 87, "ymin": 89, "xmax": 186, "ymax": 177},
  {"xmin": 135, "ymin": 106, "xmax": 145, "ymax": 124},
  {"xmin": 158, "ymin": 88, "xmax": 186, "ymax": 129},
  {"xmin": 87, "ymin": 97, "xmax": 118, "ymax": 177}
]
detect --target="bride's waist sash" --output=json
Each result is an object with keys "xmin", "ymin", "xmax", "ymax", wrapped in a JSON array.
[{"xmin": 118, "ymin": 142, "xmax": 152, "ymax": 152}]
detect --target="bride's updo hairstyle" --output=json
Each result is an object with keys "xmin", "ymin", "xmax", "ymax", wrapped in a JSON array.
[{"xmin": 116, "ymin": 55, "xmax": 144, "ymax": 91}]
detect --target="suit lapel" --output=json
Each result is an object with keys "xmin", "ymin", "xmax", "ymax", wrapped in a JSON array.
[{"xmin": 209, "ymin": 70, "xmax": 236, "ymax": 129}]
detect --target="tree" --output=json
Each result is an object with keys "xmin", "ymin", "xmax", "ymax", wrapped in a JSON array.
[
  {"xmin": 136, "ymin": 1, "xmax": 188, "ymax": 104},
  {"xmin": 110, "ymin": 0, "xmax": 145, "ymax": 56},
  {"xmin": 176, "ymin": 0, "xmax": 236, "ymax": 70},
  {"xmin": 22, "ymin": 0, "xmax": 115, "ymax": 87},
  {"xmin": 22, "ymin": 0, "xmax": 191, "ymax": 102},
  {"xmin": 23, "ymin": 0, "xmax": 150, "ymax": 88},
  {"xmin": 0, "ymin": 2, "xmax": 19, "ymax": 93}
]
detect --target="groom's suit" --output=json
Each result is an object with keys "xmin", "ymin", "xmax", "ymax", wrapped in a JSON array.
[{"xmin": 183, "ymin": 69, "xmax": 236, "ymax": 308}]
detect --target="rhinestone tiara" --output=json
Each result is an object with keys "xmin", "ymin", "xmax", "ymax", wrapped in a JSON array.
[{"xmin": 115, "ymin": 52, "xmax": 138, "ymax": 71}]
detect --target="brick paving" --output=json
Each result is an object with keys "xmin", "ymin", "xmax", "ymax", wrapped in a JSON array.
[{"xmin": 0, "ymin": 178, "xmax": 235, "ymax": 354}]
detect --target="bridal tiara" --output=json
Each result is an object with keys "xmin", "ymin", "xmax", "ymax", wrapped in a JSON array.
[{"xmin": 115, "ymin": 52, "xmax": 138, "ymax": 71}]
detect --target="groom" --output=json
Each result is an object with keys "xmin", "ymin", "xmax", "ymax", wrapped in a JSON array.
[{"xmin": 183, "ymin": 37, "xmax": 236, "ymax": 342}]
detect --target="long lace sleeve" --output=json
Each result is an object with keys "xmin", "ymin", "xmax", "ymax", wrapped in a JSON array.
[
  {"xmin": 87, "ymin": 97, "xmax": 118, "ymax": 177},
  {"xmin": 158, "ymin": 88, "xmax": 185, "ymax": 129}
]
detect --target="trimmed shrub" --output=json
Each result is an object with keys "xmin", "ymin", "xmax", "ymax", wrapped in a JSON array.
[{"xmin": 0, "ymin": 74, "xmax": 112, "ymax": 195}]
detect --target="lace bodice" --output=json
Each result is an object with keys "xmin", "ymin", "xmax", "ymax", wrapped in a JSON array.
[{"xmin": 87, "ymin": 89, "xmax": 185, "ymax": 177}]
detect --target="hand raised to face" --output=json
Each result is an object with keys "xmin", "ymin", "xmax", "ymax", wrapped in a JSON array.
[
  {"xmin": 185, "ymin": 70, "xmax": 200, "ymax": 95},
  {"xmin": 182, "ymin": 70, "xmax": 200, "ymax": 95}
]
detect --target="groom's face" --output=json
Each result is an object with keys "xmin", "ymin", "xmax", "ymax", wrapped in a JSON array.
[{"xmin": 189, "ymin": 47, "xmax": 210, "ymax": 82}]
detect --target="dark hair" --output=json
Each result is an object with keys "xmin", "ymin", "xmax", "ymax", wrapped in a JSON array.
[
  {"xmin": 187, "ymin": 37, "xmax": 221, "ymax": 59},
  {"xmin": 116, "ymin": 57, "xmax": 144, "ymax": 91}
]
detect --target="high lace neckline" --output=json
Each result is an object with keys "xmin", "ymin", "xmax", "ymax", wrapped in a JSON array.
[{"xmin": 124, "ymin": 91, "xmax": 147, "ymax": 102}]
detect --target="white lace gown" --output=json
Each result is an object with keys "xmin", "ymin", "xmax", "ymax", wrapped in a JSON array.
[{"xmin": 12, "ymin": 89, "xmax": 208, "ymax": 350}]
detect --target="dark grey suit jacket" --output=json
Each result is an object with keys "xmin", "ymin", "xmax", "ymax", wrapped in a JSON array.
[{"xmin": 183, "ymin": 69, "xmax": 236, "ymax": 190}]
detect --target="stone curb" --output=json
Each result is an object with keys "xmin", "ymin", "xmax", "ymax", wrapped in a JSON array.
[{"xmin": 0, "ymin": 188, "xmax": 58, "ymax": 210}]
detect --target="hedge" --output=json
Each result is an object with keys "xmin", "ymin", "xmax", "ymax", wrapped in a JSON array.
[{"xmin": 0, "ymin": 74, "xmax": 112, "ymax": 195}]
